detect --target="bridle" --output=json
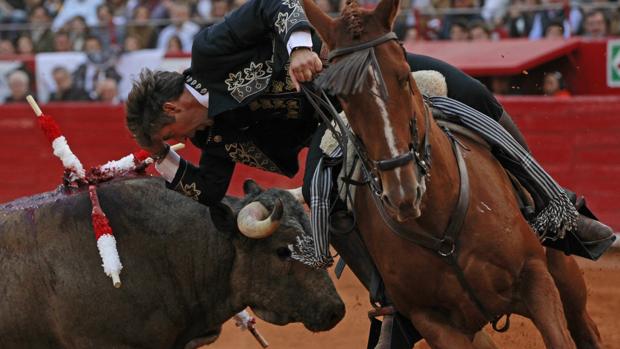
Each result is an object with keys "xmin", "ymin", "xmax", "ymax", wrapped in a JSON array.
[{"xmin": 311, "ymin": 31, "xmax": 432, "ymax": 198}]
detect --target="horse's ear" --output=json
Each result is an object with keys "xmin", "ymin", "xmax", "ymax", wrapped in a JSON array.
[
  {"xmin": 374, "ymin": 0, "xmax": 400, "ymax": 30},
  {"xmin": 302, "ymin": 0, "xmax": 334, "ymax": 47}
]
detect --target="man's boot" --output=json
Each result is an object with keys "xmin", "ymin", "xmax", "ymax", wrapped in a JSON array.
[{"xmin": 570, "ymin": 196, "xmax": 616, "ymax": 260}]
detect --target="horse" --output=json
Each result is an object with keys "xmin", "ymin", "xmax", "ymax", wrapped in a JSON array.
[{"xmin": 301, "ymin": 0, "xmax": 602, "ymax": 347}]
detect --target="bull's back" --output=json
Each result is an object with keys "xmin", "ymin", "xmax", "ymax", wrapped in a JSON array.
[{"xmin": 0, "ymin": 177, "xmax": 222, "ymax": 348}]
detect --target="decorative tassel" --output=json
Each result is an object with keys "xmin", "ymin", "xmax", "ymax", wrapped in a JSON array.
[
  {"xmin": 89, "ymin": 185, "xmax": 123, "ymax": 288},
  {"xmin": 27, "ymin": 96, "xmax": 85, "ymax": 184}
]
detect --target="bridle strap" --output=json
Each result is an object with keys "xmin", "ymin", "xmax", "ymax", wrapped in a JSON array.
[{"xmin": 328, "ymin": 32, "xmax": 399, "ymax": 61}]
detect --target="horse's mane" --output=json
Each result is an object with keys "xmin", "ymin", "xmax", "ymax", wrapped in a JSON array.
[{"xmin": 342, "ymin": 0, "xmax": 364, "ymax": 39}]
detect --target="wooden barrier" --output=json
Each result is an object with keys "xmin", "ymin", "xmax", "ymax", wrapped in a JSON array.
[{"xmin": 0, "ymin": 97, "xmax": 618, "ymax": 230}]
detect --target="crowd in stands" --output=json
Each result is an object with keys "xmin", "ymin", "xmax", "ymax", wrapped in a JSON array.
[{"xmin": 0, "ymin": 0, "xmax": 617, "ymax": 103}]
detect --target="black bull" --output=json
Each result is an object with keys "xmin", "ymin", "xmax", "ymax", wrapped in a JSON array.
[{"xmin": 0, "ymin": 177, "xmax": 344, "ymax": 348}]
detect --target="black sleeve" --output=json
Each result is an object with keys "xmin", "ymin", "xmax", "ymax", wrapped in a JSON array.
[
  {"xmin": 406, "ymin": 52, "xmax": 504, "ymax": 121},
  {"xmin": 192, "ymin": 0, "xmax": 312, "ymax": 58},
  {"xmin": 166, "ymin": 146, "xmax": 236, "ymax": 206}
]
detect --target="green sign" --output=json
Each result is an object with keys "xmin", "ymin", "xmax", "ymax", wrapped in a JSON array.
[{"xmin": 607, "ymin": 40, "xmax": 620, "ymax": 87}]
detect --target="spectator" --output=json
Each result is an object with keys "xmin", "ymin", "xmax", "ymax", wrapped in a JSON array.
[
  {"xmin": 544, "ymin": 19, "xmax": 564, "ymax": 39},
  {"xmin": 50, "ymin": 66, "xmax": 90, "ymax": 102},
  {"xmin": 16, "ymin": 35, "xmax": 34, "ymax": 55},
  {"xmin": 527, "ymin": 0, "xmax": 581, "ymax": 40},
  {"xmin": 508, "ymin": 0, "xmax": 539, "ymax": 38},
  {"xmin": 582, "ymin": 9, "xmax": 609, "ymax": 38},
  {"xmin": 156, "ymin": 2, "xmax": 200, "ymax": 52},
  {"xmin": 211, "ymin": 0, "xmax": 232, "ymax": 19},
  {"xmin": 53, "ymin": 31, "xmax": 73, "ymax": 52},
  {"xmin": 403, "ymin": 26, "xmax": 421, "ymax": 45},
  {"xmin": 66, "ymin": 16, "xmax": 90, "ymax": 51},
  {"xmin": 490, "ymin": 76, "xmax": 512, "ymax": 95},
  {"xmin": 449, "ymin": 20, "xmax": 469, "ymax": 41},
  {"xmin": 91, "ymin": 4, "xmax": 119, "ymax": 50},
  {"xmin": 29, "ymin": 5, "xmax": 55, "ymax": 52},
  {"xmin": 49, "ymin": 66, "xmax": 91, "ymax": 102},
  {"xmin": 469, "ymin": 20, "xmax": 491, "ymax": 41},
  {"xmin": 72, "ymin": 35, "xmax": 121, "ymax": 99},
  {"xmin": 5, "ymin": 70, "xmax": 32, "ymax": 103},
  {"xmin": 126, "ymin": 6, "xmax": 156, "ymax": 50},
  {"xmin": 543, "ymin": 71, "xmax": 570, "ymax": 97},
  {"xmin": 123, "ymin": 35, "xmax": 141, "ymax": 52},
  {"xmin": 95, "ymin": 78, "xmax": 120, "ymax": 104},
  {"xmin": 166, "ymin": 35, "xmax": 183, "ymax": 55},
  {"xmin": 0, "ymin": 39, "xmax": 16, "ymax": 55},
  {"xmin": 52, "ymin": 0, "xmax": 103, "ymax": 31}
]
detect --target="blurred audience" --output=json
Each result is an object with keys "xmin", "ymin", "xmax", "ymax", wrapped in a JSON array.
[
  {"xmin": 53, "ymin": 31, "xmax": 73, "ymax": 52},
  {"xmin": 544, "ymin": 19, "xmax": 564, "ymax": 39},
  {"xmin": 95, "ymin": 78, "xmax": 120, "ymax": 104},
  {"xmin": 543, "ymin": 71, "xmax": 570, "ymax": 97},
  {"xmin": 72, "ymin": 35, "xmax": 121, "ymax": 99},
  {"xmin": 0, "ymin": 39, "xmax": 15, "ymax": 55},
  {"xmin": 29, "ymin": 5, "xmax": 55, "ymax": 52},
  {"xmin": 469, "ymin": 20, "xmax": 492, "ymax": 41},
  {"xmin": 449, "ymin": 20, "xmax": 469, "ymax": 41},
  {"xmin": 156, "ymin": 2, "xmax": 199, "ymax": 53},
  {"xmin": 49, "ymin": 66, "xmax": 91, "ymax": 101},
  {"xmin": 16, "ymin": 35, "xmax": 34, "ymax": 55},
  {"xmin": 126, "ymin": 6, "xmax": 156, "ymax": 50},
  {"xmin": 5, "ymin": 70, "xmax": 32, "ymax": 103},
  {"xmin": 165, "ymin": 35, "xmax": 183, "ymax": 55},
  {"xmin": 582, "ymin": 9, "xmax": 609, "ymax": 38}
]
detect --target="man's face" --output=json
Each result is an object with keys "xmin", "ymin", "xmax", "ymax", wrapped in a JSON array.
[
  {"xmin": 585, "ymin": 12, "xmax": 607, "ymax": 37},
  {"xmin": 543, "ymin": 75, "xmax": 560, "ymax": 95},
  {"xmin": 156, "ymin": 89, "xmax": 211, "ymax": 143},
  {"xmin": 53, "ymin": 69, "xmax": 72, "ymax": 91}
]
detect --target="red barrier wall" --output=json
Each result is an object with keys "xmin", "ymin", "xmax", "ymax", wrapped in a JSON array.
[{"xmin": 1, "ymin": 97, "xmax": 618, "ymax": 230}]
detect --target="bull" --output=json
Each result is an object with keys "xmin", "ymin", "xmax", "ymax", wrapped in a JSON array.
[{"xmin": 0, "ymin": 177, "xmax": 345, "ymax": 348}]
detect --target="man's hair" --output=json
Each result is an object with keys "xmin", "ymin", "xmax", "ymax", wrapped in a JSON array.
[{"xmin": 125, "ymin": 69, "xmax": 185, "ymax": 147}]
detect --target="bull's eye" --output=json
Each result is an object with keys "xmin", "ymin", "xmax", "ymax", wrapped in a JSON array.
[{"xmin": 276, "ymin": 247, "xmax": 292, "ymax": 260}]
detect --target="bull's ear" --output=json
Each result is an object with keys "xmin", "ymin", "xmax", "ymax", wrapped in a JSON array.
[
  {"xmin": 210, "ymin": 202, "xmax": 238, "ymax": 236},
  {"xmin": 243, "ymin": 179, "xmax": 263, "ymax": 196}
]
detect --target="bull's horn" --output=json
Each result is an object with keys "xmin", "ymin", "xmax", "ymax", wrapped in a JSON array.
[
  {"xmin": 237, "ymin": 199, "xmax": 283, "ymax": 238},
  {"xmin": 286, "ymin": 187, "xmax": 305, "ymax": 204}
]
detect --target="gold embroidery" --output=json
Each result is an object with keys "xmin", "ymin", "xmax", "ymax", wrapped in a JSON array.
[
  {"xmin": 179, "ymin": 182, "xmax": 201, "ymax": 201},
  {"xmin": 225, "ymin": 142, "xmax": 282, "ymax": 173}
]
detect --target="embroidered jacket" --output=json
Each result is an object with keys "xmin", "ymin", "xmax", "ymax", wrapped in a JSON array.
[
  {"xmin": 185, "ymin": 0, "xmax": 314, "ymax": 116},
  {"xmin": 167, "ymin": 0, "xmax": 321, "ymax": 206}
]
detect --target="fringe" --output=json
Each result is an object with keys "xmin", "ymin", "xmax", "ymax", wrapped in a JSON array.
[
  {"xmin": 533, "ymin": 191, "xmax": 578, "ymax": 241},
  {"xmin": 289, "ymin": 235, "xmax": 334, "ymax": 269}
]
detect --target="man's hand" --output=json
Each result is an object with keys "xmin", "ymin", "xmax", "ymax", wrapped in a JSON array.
[
  {"xmin": 289, "ymin": 48, "xmax": 322, "ymax": 92},
  {"xmin": 142, "ymin": 137, "xmax": 169, "ymax": 162}
]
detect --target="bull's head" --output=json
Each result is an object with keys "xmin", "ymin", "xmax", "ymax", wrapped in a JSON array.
[{"xmin": 210, "ymin": 180, "xmax": 345, "ymax": 332}]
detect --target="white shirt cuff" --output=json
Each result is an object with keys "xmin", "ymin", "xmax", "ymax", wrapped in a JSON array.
[
  {"xmin": 154, "ymin": 148, "xmax": 181, "ymax": 182},
  {"xmin": 287, "ymin": 30, "xmax": 313, "ymax": 55}
]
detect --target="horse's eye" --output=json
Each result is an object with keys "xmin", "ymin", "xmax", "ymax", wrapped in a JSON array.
[{"xmin": 276, "ymin": 246, "xmax": 292, "ymax": 260}]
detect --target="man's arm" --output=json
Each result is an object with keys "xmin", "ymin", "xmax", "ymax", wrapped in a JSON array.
[{"xmin": 155, "ymin": 146, "xmax": 236, "ymax": 206}]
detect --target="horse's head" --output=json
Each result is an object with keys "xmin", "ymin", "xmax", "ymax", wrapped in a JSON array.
[{"xmin": 304, "ymin": 0, "xmax": 430, "ymax": 221}]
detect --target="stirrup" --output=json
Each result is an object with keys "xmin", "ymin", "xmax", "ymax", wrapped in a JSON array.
[{"xmin": 543, "ymin": 230, "xmax": 616, "ymax": 261}]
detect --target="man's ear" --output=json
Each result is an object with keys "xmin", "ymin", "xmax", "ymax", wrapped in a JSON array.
[{"xmin": 163, "ymin": 102, "xmax": 178, "ymax": 115}]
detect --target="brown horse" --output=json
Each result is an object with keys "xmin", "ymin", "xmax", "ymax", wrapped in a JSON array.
[{"xmin": 302, "ymin": 0, "xmax": 602, "ymax": 348}]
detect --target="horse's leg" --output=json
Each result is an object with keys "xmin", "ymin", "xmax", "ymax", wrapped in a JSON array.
[
  {"xmin": 546, "ymin": 249, "xmax": 602, "ymax": 349},
  {"xmin": 519, "ymin": 258, "xmax": 576, "ymax": 349},
  {"xmin": 408, "ymin": 311, "xmax": 475, "ymax": 349}
]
